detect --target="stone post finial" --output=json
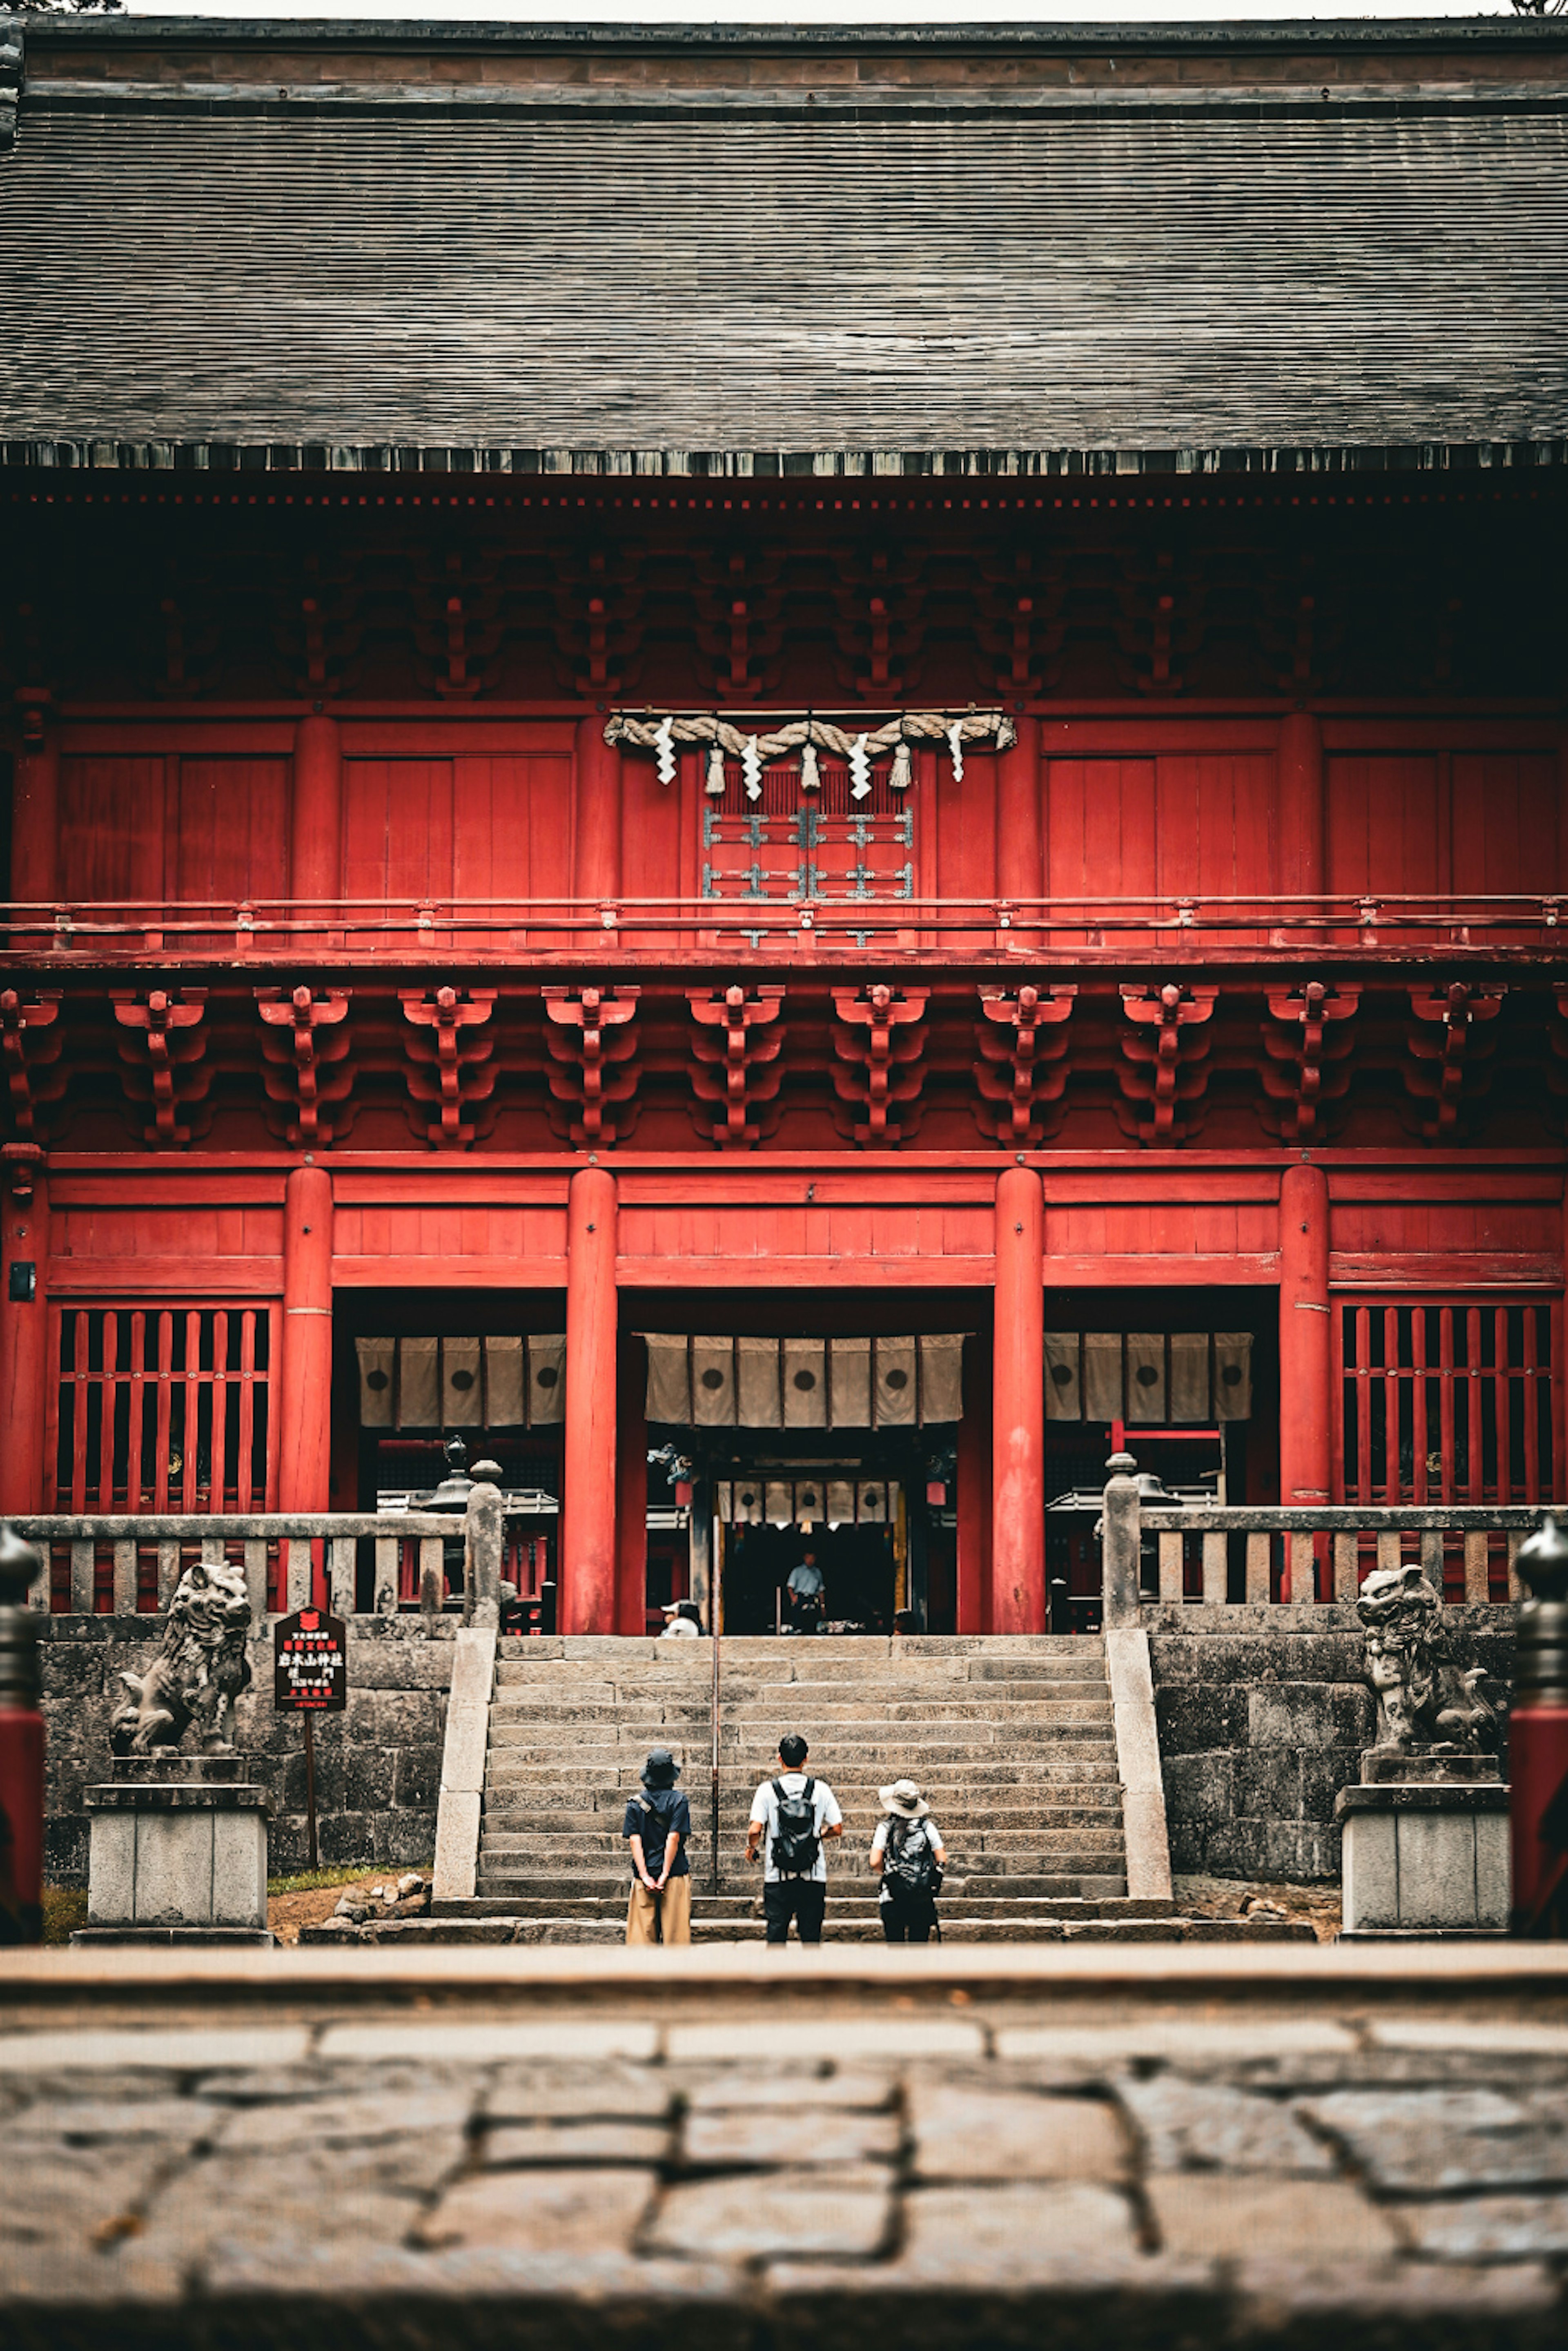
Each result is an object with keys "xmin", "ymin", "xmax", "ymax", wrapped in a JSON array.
[{"xmin": 1101, "ymin": 1453, "xmax": 1142, "ymax": 1628}]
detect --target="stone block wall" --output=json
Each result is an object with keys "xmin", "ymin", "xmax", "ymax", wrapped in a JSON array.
[
  {"xmin": 40, "ymin": 1615, "xmax": 455, "ymax": 1881},
  {"xmin": 1145, "ymin": 1603, "xmax": 1515, "ymax": 1883}
]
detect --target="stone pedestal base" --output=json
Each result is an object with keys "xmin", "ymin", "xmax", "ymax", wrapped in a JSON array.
[
  {"xmin": 74, "ymin": 1755, "xmax": 272, "ymax": 1947},
  {"xmin": 1336, "ymin": 1763, "xmax": 1509, "ymax": 1938}
]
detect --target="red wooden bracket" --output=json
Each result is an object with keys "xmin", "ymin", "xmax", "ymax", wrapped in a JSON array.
[
  {"xmin": 543, "ymin": 986, "xmax": 642, "ymax": 1146},
  {"xmin": 111, "ymin": 989, "xmax": 211, "ymax": 1147},
  {"xmin": 257, "ymin": 987, "xmax": 355, "ymax": 1147},
  {"xmin": 688, "ymin": 984, "xmax": 786, "ymax": 1149},
  {"xmin": 831, "ymin": 984, "xmax": 929, "ymax": 1146},
  {"xmin": 1, "ymin": 1141, "xmax": 45, "ymax": 1202},
  {"xmin": 0, "ymin": 989, "xmax": 65, "ymax": 1141},
  {"xmin": 1260, "ymin": 981, "xmax": 1360, "ymax": 1142},
  {"xmin": 975, "ymin": 984, "xmax": 1076, "ymax": 1145},
  {"xmin": 400, "ymin": 986, "xmax": 499, "ymax": 1148},
  {"xmin": 1117, "ymin": 983, "xmax": 1219, "ymax": 1144},
  {"xmin": 1403, "ymin": 982, "xmax": 1506, "ymax": 1141}
]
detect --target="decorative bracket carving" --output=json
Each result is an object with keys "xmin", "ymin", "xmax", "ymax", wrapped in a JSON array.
[
  {"xmin": 975, "ymin": 985, "xmax": 1076, "ymax": 1145},
  {"xmin": 543, "ymin": 987, "xmax": 641, "ymax": 1147},
  {"xmin": 688, "ymin": 986, "xmax": 786, "ymax": 1149},
  {"xmin": 691, "ymin": 546, "xmax": 786, "ymax": 701},
  {"xmin": 831, "ymin": 985, "xmax": 929, "ymax": 1146},
  {"xmin": 551, "ymin": 546, "xmax": 643, "ymax": 698},
  {"xmin": 400, "ymin": 987, "xmax": 498, "ymax": 1148},
  {"xmin": 0, "ymin": 989, "xmax": 65, "ymax": 1140},
  {"xmin": 1261, "ymin": 981, "xmax": 1360, "ymax": 1142},
  {"xmin": 111, "ymin": 989, "xmax": 211, "ymax": 1146},
  {"xmin": 257, "ymin": 988, "xmax": 355, "ymax": 1147},
  {"xmin": 1117, "ymin": 984, "xmax": 1218, "ymax": 1145},
  {"xmin": 2, "ymin": 1142, "xmax": 44, "ymax": 1202},
  {"xmin": 830, "ymin": 547, "xmax": 926, "ymax": 699},
  {"xmin": 1403, "ymin": 983, "xmax": 1505, "ymax": 1140}
]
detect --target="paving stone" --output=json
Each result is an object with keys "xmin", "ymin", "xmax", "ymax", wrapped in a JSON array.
[
  {"xmin": 221, "ymin": 2085, "xmax": 475, "ymax": 2160},
  {"xmin": 12, "ymin": 2095, "xmax": 229, "ymax": 2152},
  {"xmin": 888, "ymin": 2181, "xmax": 1142, "ymax": 2284},
  {"xmin": 485, "ymin": 2119, "xmax": 672, "ymax": 2166},
  {"xmin": 0, "ymin": 2144, "xmax": 171, "ymax": 2253},
  {"xmin": 647, "ymin": 2166, "xmax": 892, "ymax": 2260},
  {"xmin": 1116, "ymin": 2075, "xmax": 1335, "ymax": 2175},
  {"xmin": 907, "ymin": 2082, "xmax": 1124, "ymax": 2183},
  {"xmin": 1298, "ymin": 2088, "xmax": 1568, "ymax": 2194},
  {"xmin": 680, "ymin": 2065, "xmax": 896, "ymax": 2112},
  {"xmin": 486, "ymin": 2060, "xmax": 671, "ymax": 2122},
  {"xmin": 1232, "ymin": 2256, "xmax": 1559, "ymax": 2340},
  {"xmin": 1146, "ymin": 2174, "xmax": 1402, "ymax": 2262},
  {"xmin": 1369, "ymin": 2019, "xmax": 1568, "ymax": 2057},
  {"xmin": 683, "ymin": 2104, "xmax": 900, "ymax": 2167},
  {"xmin": 122, "ymin": 2148, "xmax": 428, "ymax": 2295},
  {"xmin": 419, "ymin": 2165, "xmax": 658, "ymax": 2254},
  {"xmin": 1396, "ymin": 2193, "xmax": 1568, "ymax": 2262}
]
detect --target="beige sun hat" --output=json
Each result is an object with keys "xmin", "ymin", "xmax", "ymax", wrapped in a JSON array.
[{"xmin": 879, "ymin": 1779, "xmax": 929, "ymax": 1819}]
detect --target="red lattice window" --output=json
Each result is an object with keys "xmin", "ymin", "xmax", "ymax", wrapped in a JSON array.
[
  {"xmin": 1338, "ymin": 1300, "xmax": 1560, "ymax": 1506},
  {"xmin": 702, "ymin": 760, "xmax": 915, "ymax": 906},
  {"xmin": 47, "ymin": 1305, "xmax": 277, "ymax": 1515}
]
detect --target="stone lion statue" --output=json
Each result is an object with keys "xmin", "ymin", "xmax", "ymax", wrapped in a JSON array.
[
  {"xmin": 1356, "ymin": 1563, "xmax": 1496, "ymax": 1755},
  {"xmin": 111, "ymin": 1554, "xmax": 254, "ymax": 1755}
]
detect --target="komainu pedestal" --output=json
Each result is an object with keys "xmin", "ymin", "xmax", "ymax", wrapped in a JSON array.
[
  {"xmin": 75, "ymin": 1755, "xmax": 272, "ymax": 1944},
  {"xmin": 75, "ymin": 1555, "xmax": 272, "ymax": 1945},
  {"xmin": 1335, "ymin": 1563, "xmax": 1507, "ymax": 1939}
]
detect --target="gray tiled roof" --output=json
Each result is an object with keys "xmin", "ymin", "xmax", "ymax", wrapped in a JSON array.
[{"xmin": 4, "ymin": 86, "xmax": 1567, "ymax": 468}]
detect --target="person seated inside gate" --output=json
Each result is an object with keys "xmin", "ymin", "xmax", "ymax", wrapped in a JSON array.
[{"xmin": 785, "ymin": 1549, "xmax": 825, "ymax": 1631}]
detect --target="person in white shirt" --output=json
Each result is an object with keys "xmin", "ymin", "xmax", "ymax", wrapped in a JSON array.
[
  {"xmin": 870, "ymin": 1779, "xmax": 947, "ymax": 1944},
  {"xmin": 745, "ymin": 1733, "xmax": 843, "ymax": 1944},
  {"xmin": 659, "ymin": 1600, "xmax": 702, "ymax": 1639}
]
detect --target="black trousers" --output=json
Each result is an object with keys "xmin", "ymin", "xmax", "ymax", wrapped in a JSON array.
[
  {"xmin": 764, "ymin": 1879, "xmax": 828, "ymax": 1944},
  {"xmin": 880, "ymin": 1891, "xmax": 938, "ymax": 1944}
]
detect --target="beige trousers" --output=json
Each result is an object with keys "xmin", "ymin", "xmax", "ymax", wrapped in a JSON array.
[{"xmin": 625, "ymin": 1875, "xmax": 693, "ymax": 1946}]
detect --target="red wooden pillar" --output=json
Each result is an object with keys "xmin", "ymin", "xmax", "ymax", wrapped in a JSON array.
[
  {"xmin": 956, "ymin": 1334, "xmax": 991, "ymax": 1633},
  {"xmin": 615, "ymin": 1334, "xmax": 648, "ymax": 1635},
  {"xmin": 1277, "ymin": 711, "xmax": 1325, "ymax": 904},
  {"xmin": 574, "ymin": 718, "xmax": 622, "ymax": 906},
  {"xmin": 290, "ymin": 713, "xmax": 342, "ymax": 920},
  {"xmin": 563, "ymin": 1165, "xmax": 618, "ymax": 1634},
  {"xmin": 991, "ymin": 1165, "xmax": 1045, "ymax": 1633},
  {"xmin": 1279, "ymin": 1160, "xmax": 1332, "ymax": 1547},
  {"xmin": 10, "ymin": 706, "xmax": 59, "ymax": 911},
  {"xmin": 0, "ymin": 1167, "xmax": 50, "ymax": 1515},
  {"xmin": 278, "ymin": 1165, "xmax": 334, "ymax": 1514},
  {"xmin": 996, "ymin": 713, "xmax": 1042, "ymax": 916}
]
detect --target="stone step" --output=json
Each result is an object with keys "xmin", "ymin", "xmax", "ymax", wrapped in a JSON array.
[
  {"xmin": 495, "ymin": 1636, "xmax": 1105, "ymax": 1658},
  {"xmin": 480, "ymin": 1802, "xmax": 1125, "ymax": 1834},
  {"xmin": 479, "ymin": 1834, "xmax": 1128, "ymax": 1871},
  {"xmin": 488, "ymin": 1694, "xmax": 1112, "ymax": 1721},
  {"xmin": 486, "ymin": 1728, "xmax": 1117, "ymax": 1755},
  {"xmin": 492, "ymin": 1659, "xmax": 1110, "ymax": 1688},
  {"xmin": 442, "ymin": 1888, "xmax": 1160, "ymax": 1920},
  {"xmin": 305, "ymin": 1915, "xmax": 1310, "ymax": 1948},
  {"xmin": 468, "ymin": 1868, "xmax": 1129, "ymax": 1898}
]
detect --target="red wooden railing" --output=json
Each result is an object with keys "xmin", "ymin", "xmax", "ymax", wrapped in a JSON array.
[{"xmin": 2, "ymin": 888, "xmax": 1563, "ymax": 959}]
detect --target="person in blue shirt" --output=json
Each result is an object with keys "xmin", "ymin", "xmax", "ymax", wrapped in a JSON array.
[{"xmin": 624, "ymin": 1747, "xmax": 692, "ymax": 1945}]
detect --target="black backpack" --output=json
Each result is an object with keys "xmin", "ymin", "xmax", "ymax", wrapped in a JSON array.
[
  {"xmin": 770, "ymin": 1778, "xmax": 820, "ymax": 1877},
  {"xmin": 884, "ymin": 1817, "xmax": 940, "ymax": 1896}
]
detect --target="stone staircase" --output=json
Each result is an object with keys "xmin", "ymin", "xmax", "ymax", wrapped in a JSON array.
[{"xmin": 419, "ymin": 1634, "xmax": 1310, "ymax": 1944}]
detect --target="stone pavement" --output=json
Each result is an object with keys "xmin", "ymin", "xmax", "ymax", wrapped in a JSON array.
[{"xmin": 1, "ymin": 1946, "xmax": 1566, "ymax": 2346}]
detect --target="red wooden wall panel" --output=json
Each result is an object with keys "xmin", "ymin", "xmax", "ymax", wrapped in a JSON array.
[
  {"xmin": 175, "ymin": 758, "xmax": 290, "ymax": 942},
  {"xmin": 1326, "ymin": 755, "xmax": 1442, "ymax": 899},
  {"xmin": 59, "ymin": 756, "xmax": 167, "ymax": 906},
  {"xmin": 1450, "ymin": 753, "xmax": 1562, "ymax": 898}
]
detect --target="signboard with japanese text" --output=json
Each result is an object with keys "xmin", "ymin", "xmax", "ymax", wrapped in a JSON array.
[{"xmin": 273, "ymin": 1607, "xmax": 348, "ymax": 1713}]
